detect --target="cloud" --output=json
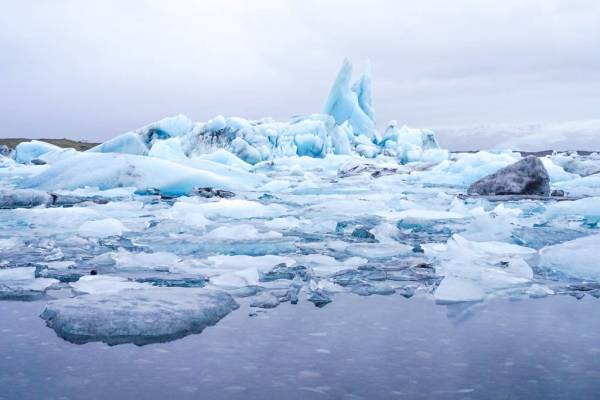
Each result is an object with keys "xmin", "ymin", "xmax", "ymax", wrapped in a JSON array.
[{"xmin": 1, "ymin": 0, "xmax": 599, "ymax": 141}]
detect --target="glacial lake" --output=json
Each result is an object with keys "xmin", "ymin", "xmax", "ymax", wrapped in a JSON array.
[{"xmin": 1, "ymin": 294, "xmax": 599, "ymax": 400}]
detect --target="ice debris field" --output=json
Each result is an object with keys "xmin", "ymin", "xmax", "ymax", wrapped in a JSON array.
[{"xmin": 1, "ymin": 59, "xmax": 600, "ymax": 346}]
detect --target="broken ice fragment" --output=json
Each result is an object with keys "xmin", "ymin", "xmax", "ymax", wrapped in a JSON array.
[
  {"xmin": 41, "ymin": 288, "xmax": 239, "ymax": 345},
  {"xmin": 250, "ymin": 293, "xmax": 280, "ymax": 309},
  {"xmin": 259, "ymin": 263, "xmax": 310, "ymax": 282},
  {"xmin": 0, "ymin": 267, "xmax": 58, "ymax": 300},
  {"xmin": 539, "ymin": 234, "xmax": 600, "ymax": 281},
  {"xmin": 307, "ymin": 290, "xmax": 332, "ymax": 308}
]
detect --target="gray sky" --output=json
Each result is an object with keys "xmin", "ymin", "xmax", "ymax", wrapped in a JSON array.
[{"xmin": 1, "ymin": 0, "xmax": 599, "ymax": 142}]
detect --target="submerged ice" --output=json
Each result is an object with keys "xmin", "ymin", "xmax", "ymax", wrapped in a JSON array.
[{"xmin": 1, "ymin": 59, "xmax": 599, "ymax": 346}]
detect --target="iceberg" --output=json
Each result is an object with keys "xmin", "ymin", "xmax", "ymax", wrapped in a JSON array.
[{"xmin": 69, "ymin": 59, "xmax": 443, "ymax": 167}]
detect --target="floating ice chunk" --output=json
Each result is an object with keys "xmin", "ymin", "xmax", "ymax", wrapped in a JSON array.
[
  {"xmin": 154, "ymin": 201, "xmax": 211, "ymax": 228},
  {"xmin": 22, "ymin": 152, "xmax": 248, "ymax": 195},
  {"xmin": 0, "ymin": 267, "xmax": 58, "ymax": 300},
  {"xmin": 205, "ymin": 255, "xmax": 296, "ymax": 272},
  {"xmin": 458, "ymin": 203, "xmax": 523, "ymax": 242},
  {"xmin": 424, "ymin": 235, "xmax": 535, "ymax": 303},
  {"xmin": 0, "ymin": 238, "xmax": 21, "ymax": 250},
  {"xmin": 544, "ymin": 197, "xmax": 600, "ymax": 222},
  {"xmin": 102, "ymin": 249, "xmax": 182, "ymax": 271},
  {"xmin": 78, "ymin": 218, "xmax": 128, "ymax": 238},
  {"xmin": 432, "ymin": 277, "xmax": 486, "ymax": 304},
  {"xmin": 14, "ymin": 140, "xmax": 61, "ymax": 164},
  {"xmin": 554, "ymin": 174, "xmax": 600, "ymax": 197},
  {"xmin": 259, "ymin": 179, "xmax": 291, "ymax": 193},
  {"xmin": 185, "ymin": 198, "xmax": 286, "ymax": 220},
  {"xmin": 540, "ymin": 157, "xmax": 579, "ymax": 183},
  {"xmin": 551, "ymin": 153, "xmax": 600, "ymax": 177},
  {"xmin": 323, "ymin": 59, "xmax": 376, "ymax": 139},
  {"xmin": 264, "ymin": 217, "xmax": 305, "ymax": 230},
  {"xmin": 89, "ymin": 132, "xmax": 148, "ymax": 155},
  {"xmin": 381, "ymin": 209, "xmax": 465, "ymax": 221},
  {"xmin": 40, "ymin": 288, "xmax": 239, "ymax": 345},
  {"xmin": 71, "ymin": 275, "xmax": 149, "ymax": 294},
  {"xmin": 539, "ymin": 235, "xmax": 600, "ymax": 280},
  {"xmin": 210, "ymin": 268, "xmax": 261, "ymax": 288},
  {"xmin": 203, "ymin": 224, "xmax": 282, "ymax": 241},
  {"xmin": 526, "ymin": 284, "xmax": 555, "ymax": 298},
  {"xmin": 13, "ymin": 206, "xmax": 100, "ymax": 231},
  {"xmin": 296, "ymin": 254, "xmax": 367, "ymax": 276},
  {"xmin": 250, "ymin": 292, "xmax": 280, "ymax": 308}
]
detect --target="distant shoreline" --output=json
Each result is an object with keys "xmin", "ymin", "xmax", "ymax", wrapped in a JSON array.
[
  {"xmin": 0, "ymin": 138, "xmax": 597, "ymax": 156},
  {"xmin": 0, "ymin": 138, "xmax": 99, "ymax": 152}
]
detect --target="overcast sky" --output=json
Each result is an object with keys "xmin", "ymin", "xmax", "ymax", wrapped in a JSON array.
[{"xmin": 1, "ymin": 0, "xmax": 599, "ymax": 142}]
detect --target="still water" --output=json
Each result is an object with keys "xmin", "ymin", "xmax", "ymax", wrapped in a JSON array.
[{"xmin": 1, "ymin": 294, "xmax": 599, "ymax": 400}]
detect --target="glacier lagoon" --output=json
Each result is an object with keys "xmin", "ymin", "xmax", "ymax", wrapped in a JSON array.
[{"xmin": 1, "ymin": 60, "xmax": 600, "ymax": 398}]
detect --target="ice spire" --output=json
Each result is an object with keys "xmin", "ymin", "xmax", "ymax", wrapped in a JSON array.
[
  {"xmin": 351, "ymin": 60, "xmax": 375, "ymax": 123},
  {"xmin": 323, "ymin": 59, "xmax": 376, "ymax": 140}
]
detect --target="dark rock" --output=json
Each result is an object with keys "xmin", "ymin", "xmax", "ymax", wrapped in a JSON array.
[
  {"xmin": 551, "ymin": 189, "xmax": 565, "ymax": 197},
  {"xmin": 467, "ymin": 156, "xmax": 550, "ymax": 196},
  {"xmin": 30, "ymin": 158, "xmax": 47, "ymax": 165}
]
